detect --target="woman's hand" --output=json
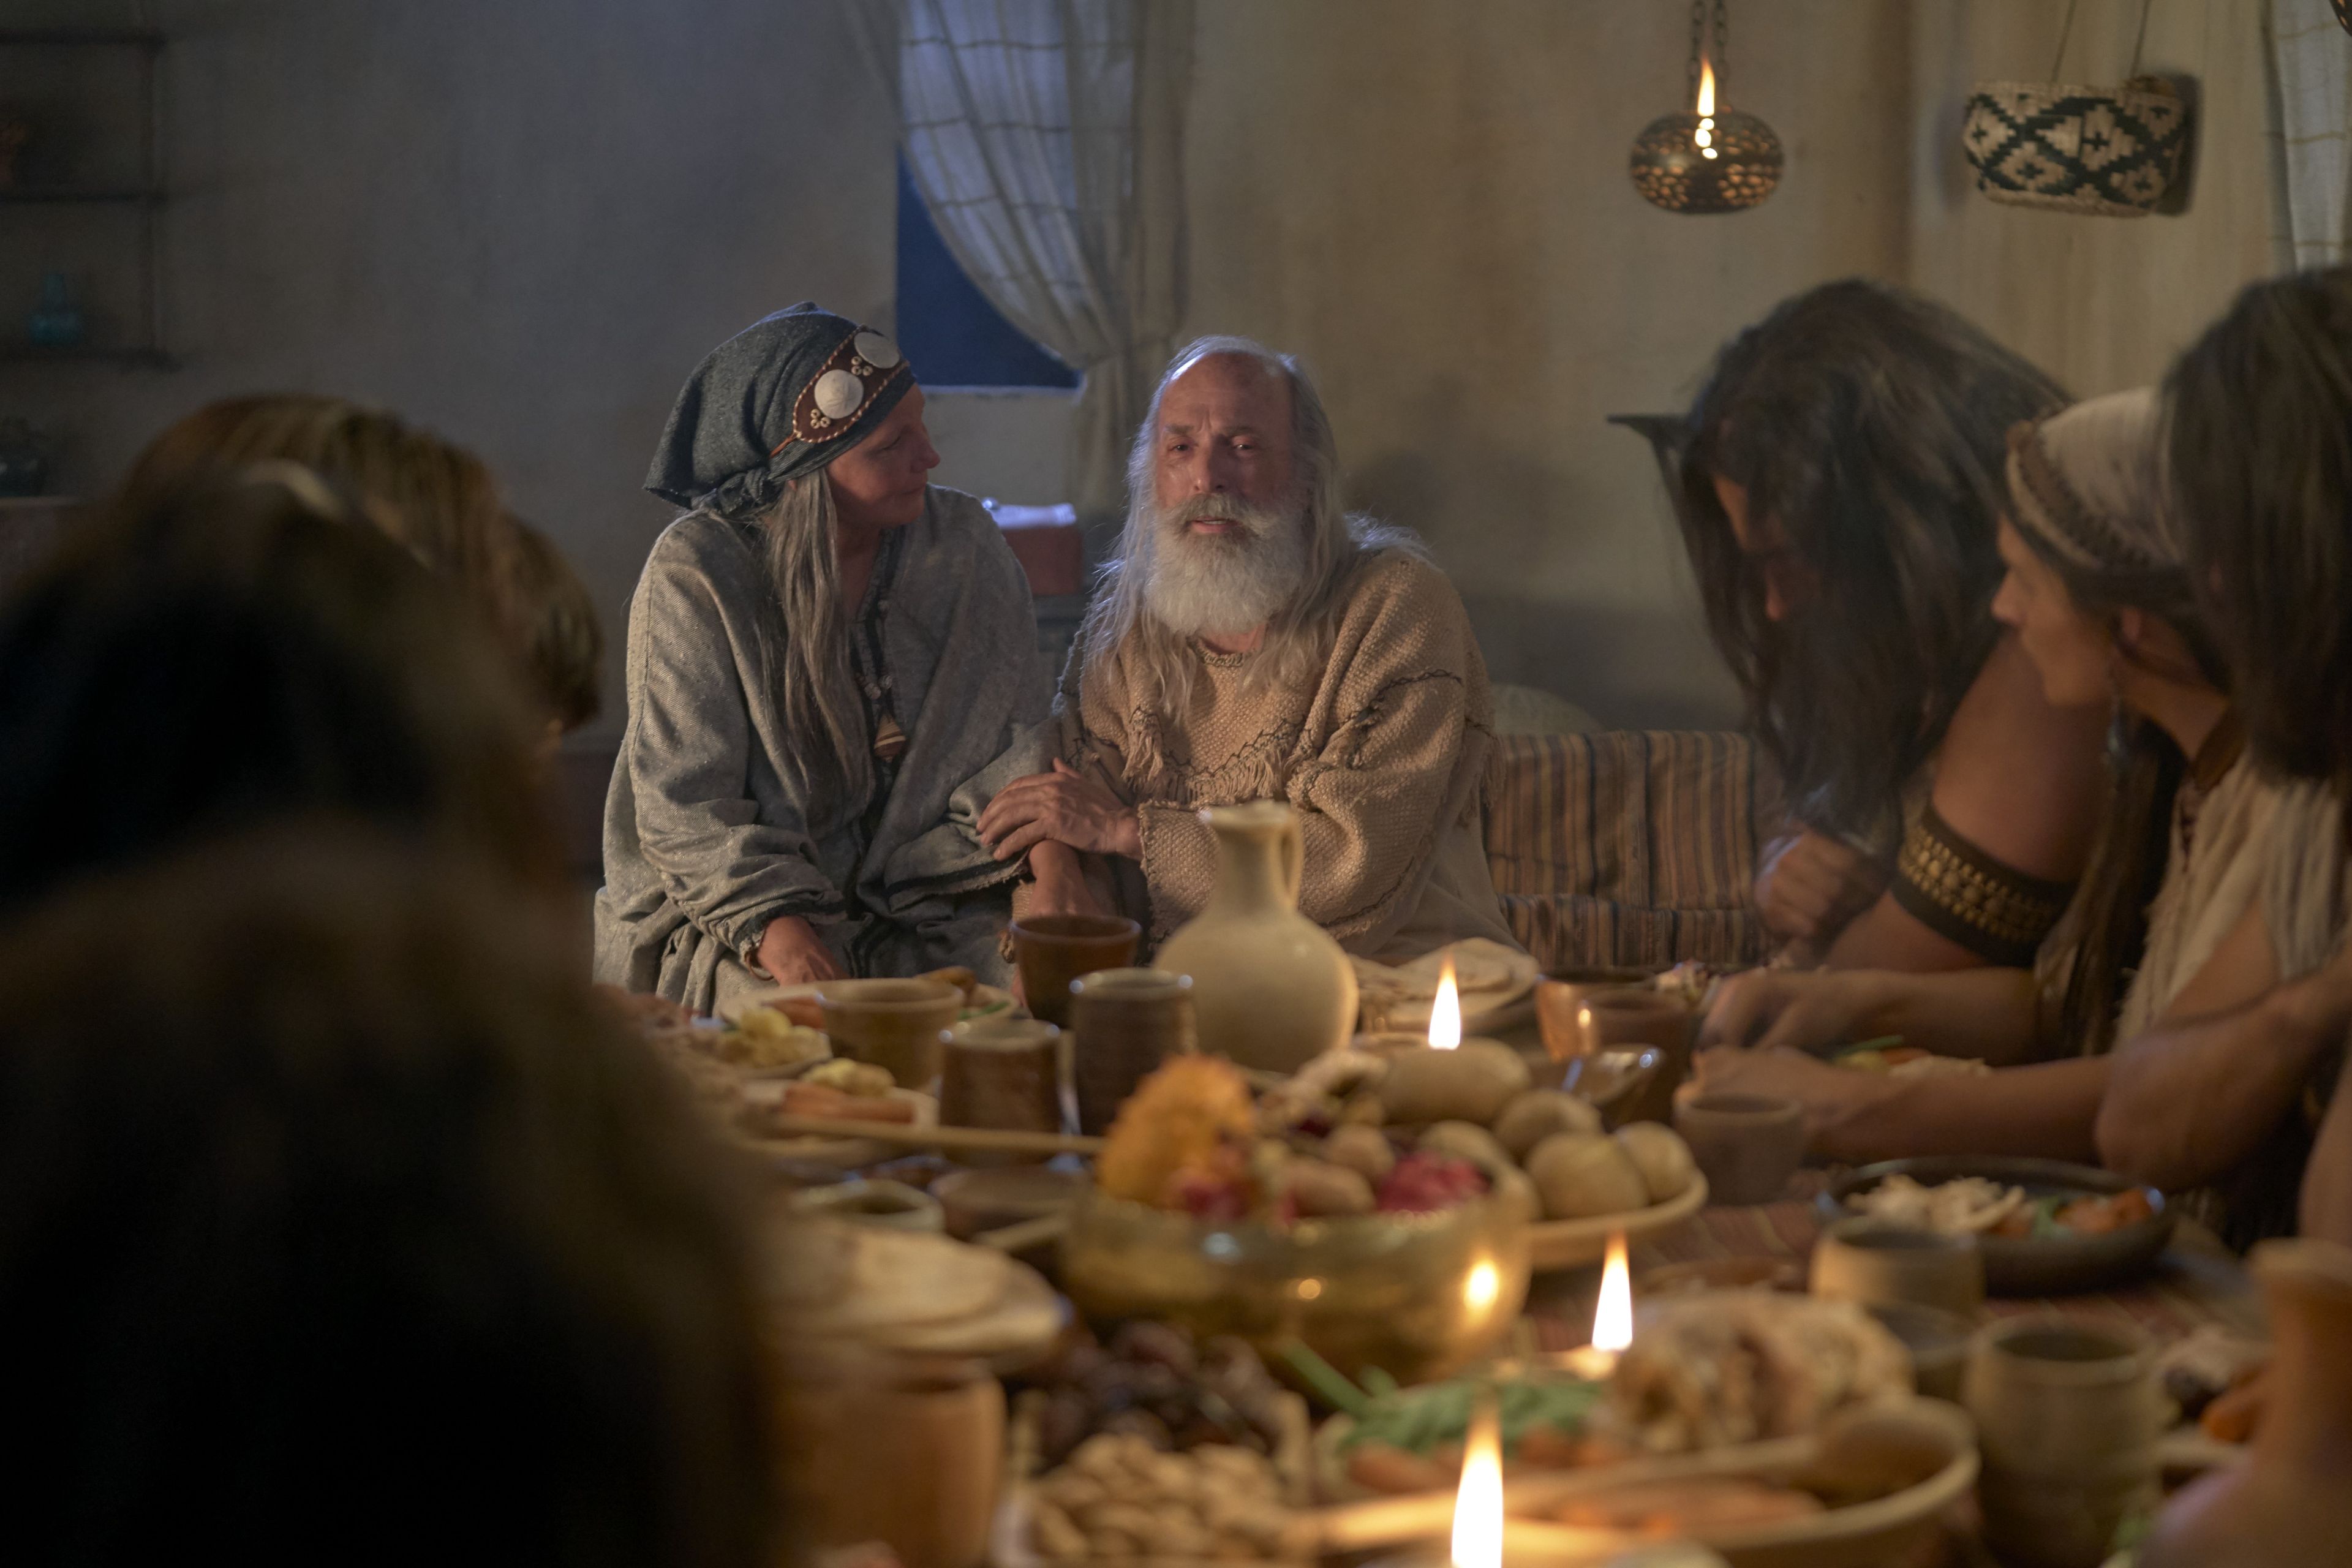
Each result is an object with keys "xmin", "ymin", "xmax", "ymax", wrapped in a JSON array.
[
  {"xmin": 756, "ymin": 914, "xmax": 843, "ymax": 986},
  {"xmin": 979, "ymin": 760, "xmax": 1142, "ymax": 861},
  {"xmin": 1699, "ymin": 967, "xmax": 1879, "ymax": 1054},
  {"xmin": 1755, "ymin": 830, "xmax": 1886, "ymax": 945},
  {"xmin": 1691, "ymin": 1044, "xmax": 1894, "ymax": 1153}
]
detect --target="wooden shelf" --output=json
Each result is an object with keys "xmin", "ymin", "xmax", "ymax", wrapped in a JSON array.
[
  {"xmin": 0, "ymin": 187, "xmax": 164, "ymax": 204},
  {"xmin": 0, "ymin": 345, "xmax": 175, "ymax": 369},
  {"xmin": 0, "ymin": 29, "xmax": 165, "ymax": 50}
]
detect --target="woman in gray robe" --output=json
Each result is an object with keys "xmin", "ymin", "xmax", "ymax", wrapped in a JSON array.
[{"xmin": 595, "ymin": 304, "xmax": 1051, "ymax": 1012}]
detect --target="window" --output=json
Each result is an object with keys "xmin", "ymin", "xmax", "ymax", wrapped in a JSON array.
[{"xmin": 894, "ymin": 154, "xmax": 1080, "ymax": 391}]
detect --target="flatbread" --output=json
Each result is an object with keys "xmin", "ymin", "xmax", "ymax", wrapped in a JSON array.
[
  {"xmin": 793, "ymin": 1224, "xmax": 1011, "ymax": 1332},
  {"xmin": 868, "ymin": 1259, "xmax": 1062, "ymax": 1357}
]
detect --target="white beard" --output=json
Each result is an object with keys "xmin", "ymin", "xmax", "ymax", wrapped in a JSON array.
[{"xmin": 1142, "ymin": 493, "xmax": 1310, "ymax": 641}]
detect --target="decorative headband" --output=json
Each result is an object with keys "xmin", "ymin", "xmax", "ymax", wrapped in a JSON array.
[
  {"xmin": 780, "ymin": 330, "xmax": 910, "ymax": 453},
  {"xmin": 2005, "ymin": 419, "xmax": 2166, "ymax": 576}
]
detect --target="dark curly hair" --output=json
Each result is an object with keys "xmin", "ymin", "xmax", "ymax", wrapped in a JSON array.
[
  {"xmin": 1678, "ymin": 279, "xmax": 2068, "ymax": 840},
  {"xmin": 2166, "ymin": 265, "xmax": 2352, "ymax": 795},
  {"xmin": 0, "ymin": 827, "xmax": 782, "ymax": 1566},
  {"xmin": 0, "ymin": 464, "xmax": 562, "ymax": 919}
]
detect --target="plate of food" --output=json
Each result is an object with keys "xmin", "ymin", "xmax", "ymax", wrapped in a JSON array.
[
  {"xmin": 1297, "ymin": 1294, "xmax": 1970, "ymax": 1568},
  {"xmin": 1819, "ymin": 1156, "xmax": 2174, "ymax": 1295},
  {"xmin": 739, "ymin": 1066, "xmax": 939, "ymax": 1168},
  {"xmin": 993, "ymin": 1338, "xmax": 1314, "ymax": 1568},
  {"xmin": 726, "ymin": 967, "xmax": 1020, "ymax": 1033},
  {"xmin": 1258, "ymin": 1041, "xmax": 1708, "ymax": 1272}
]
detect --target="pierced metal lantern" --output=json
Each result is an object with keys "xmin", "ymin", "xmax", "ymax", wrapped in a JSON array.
[{"xmin": 1630, "ymin": 0, "xmax": 1782, "ymax": 214}]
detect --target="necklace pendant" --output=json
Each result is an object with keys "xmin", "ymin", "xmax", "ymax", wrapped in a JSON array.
[{"xmin": 872, "ymin": 715, "xmax": 908, "ymax": 761}]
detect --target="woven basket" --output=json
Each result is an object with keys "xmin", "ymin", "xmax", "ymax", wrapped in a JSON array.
[{"xmin": 1961, "ymin": 75, "xmax": 2189, "ymax": 216}]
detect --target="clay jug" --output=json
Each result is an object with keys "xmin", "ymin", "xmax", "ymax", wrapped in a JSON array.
[
  {"xmin": 2136, "ymin": 1237, "xmax": 2352, "ymax": 1568},
  {"xmin": 1154, "ymin": 801, "xmax": 1357, "ymax": 1072}
]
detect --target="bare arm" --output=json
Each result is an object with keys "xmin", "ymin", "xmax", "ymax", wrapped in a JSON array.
[
  {"xmin": 1700, "ymin": 965, "xmax": 2040, "ymax": 1065},
  {"xmin": 2301, "ymin": 1077, "xmax": 2352, "ymax": 1245},
  {"xmin": 1826, "ymin": 635, "xmax": 2108, "ymax": 971},
  {"xmin": 2097, "ymin": 902, "xmax": 2346, "ymax": 1191},
  {"xmin": 1693, "ymin": 1047, "xmax": 2109, "ymax": 1164}
]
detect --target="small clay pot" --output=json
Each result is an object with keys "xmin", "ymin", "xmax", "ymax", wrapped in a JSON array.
[
  {"xmin": 1965, "ymin": 1316, "xmax": 2164, "ymax": 1568},
  {"xmin": 1811, "ymin": 1217, "xmax": 1986, "ymax": 1316},
  {"xmin": 1009, "ymin": 913, "xmax": 1139, "ymax": 1028},
  {"xmin": 1671, "ymin": 1090, "xmax": 1805, "ymax": 1204}
]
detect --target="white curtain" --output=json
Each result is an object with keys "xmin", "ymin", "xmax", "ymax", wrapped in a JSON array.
[
  {"xmin": 878, "ymin": 0, "xmax": 1192, "ymax": 518},
  {"xmin": 2267, "ymin": 0, "xmax": 2352, "ymax": 266}
]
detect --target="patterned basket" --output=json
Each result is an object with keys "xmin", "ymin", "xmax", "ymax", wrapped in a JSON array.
[{"xmin": 1961, "ymin": 75, "xmax": 2189, "ymax": 216}]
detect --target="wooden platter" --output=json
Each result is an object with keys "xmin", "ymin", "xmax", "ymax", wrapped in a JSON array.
[{"xmin": 1527, "ymin": 1172, "xmax": 1709, "ymax": 1272}]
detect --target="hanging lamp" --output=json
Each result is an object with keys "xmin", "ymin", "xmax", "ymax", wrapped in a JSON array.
[{"xmin": 1629, "ymin": 0, "xmax": 1782, "ymax": 214}]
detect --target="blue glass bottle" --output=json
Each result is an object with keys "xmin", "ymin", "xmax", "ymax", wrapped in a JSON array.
[{"xmin": 28, "ymin": 271, "xmax": 85, "ymax": 348}]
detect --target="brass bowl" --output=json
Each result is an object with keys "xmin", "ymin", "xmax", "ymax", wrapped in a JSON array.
[{"xmin": 1057, "ymin": 1187, "xmax": 1530, "ymax": 1386}]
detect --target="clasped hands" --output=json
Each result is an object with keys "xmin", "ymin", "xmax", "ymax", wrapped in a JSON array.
[{"xmin": 977, "ymin": 758, "xmax": 1141, "ymax": 861}]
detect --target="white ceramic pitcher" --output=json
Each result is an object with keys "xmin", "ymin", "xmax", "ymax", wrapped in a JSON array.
[{"xmin": 1153, "ymin": 800, "xmax": 1357, "ymax": 1072}]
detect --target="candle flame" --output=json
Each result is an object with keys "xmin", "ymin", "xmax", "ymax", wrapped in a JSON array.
[
  {"xmin": 1464, "ymin": 1259, "xmax": 1500, "ymax": 1313},
  {"xmin": 1593, "ymin": 1232, "xmax": 1634, "ymax": 1354},
  {"xmin": 1449, "ymin": 1394, "xmax": 1503, "ymax": 1568},
  {"xmin": 1696, "ymin": 56, "xmax": 1716, "ymax": 116},
  {"xmin": 1429, "ymin": 958, "xmax": 1462, "ymax": 1050}
]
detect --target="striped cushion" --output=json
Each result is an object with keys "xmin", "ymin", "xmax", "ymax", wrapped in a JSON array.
[{"xmin": 1483, "ymin": 732, "xmax": 1781, "ymax": 968}]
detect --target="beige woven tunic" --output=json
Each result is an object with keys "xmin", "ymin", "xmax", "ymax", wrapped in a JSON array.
[{"xmin": 1057, "ymin": 548, "xmax": 1518, "ymax": 962}]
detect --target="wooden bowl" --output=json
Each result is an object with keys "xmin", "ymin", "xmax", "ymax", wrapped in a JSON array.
[{"xmin": 1502, "ymin": 1396, "xmax": 1980, "ymax": 1568}]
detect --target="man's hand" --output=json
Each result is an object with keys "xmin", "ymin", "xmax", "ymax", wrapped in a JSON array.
[
  {"xmin": 756, "ymin": 914, "xmax": 842, "ymax": 986},
  {"xmin": 1755, "ymin": 830, "xmax": 1886, "ymax": 945},
  {"xmin": 1698, "ymin": 968, "xmax": 1876, "ymax": 1055},
  {"xmin": 1690, "ymin": 1044, "xmax": 1891, "ymax": 1153},
  {"xmin": 979, "ymin": 759, "xmax": 1142, "ymax": 861},
  {"xmin": 1023, "ymin": 840, "xmax": 1107, "ymax": 918}
]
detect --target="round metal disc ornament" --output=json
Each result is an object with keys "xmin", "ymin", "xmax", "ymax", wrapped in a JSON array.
[{"xmin": 1630, "ymin": 0, "xmax": 1782, "ymax": 214}]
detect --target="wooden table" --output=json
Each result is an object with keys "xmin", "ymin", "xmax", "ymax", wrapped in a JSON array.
[{"xmin": 1521, "ymin": 1169, "xmax": 2263, "ymax": 1350}]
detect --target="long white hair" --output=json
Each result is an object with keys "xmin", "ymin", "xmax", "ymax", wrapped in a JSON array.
[
  {"xmin": 1079, "ymin": 335, "xmax": 1419, "ymax": 720},
  {"xmin": 742, "ymin": 476, "xmax": 869, "ymax": 827}
]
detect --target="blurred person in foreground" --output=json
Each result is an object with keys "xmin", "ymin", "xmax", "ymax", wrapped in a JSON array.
[
  {"xmin": 2098, "ymin": 269, "xmax": 2352, "ymax": 1245},
  {"xmin": 0, "ymin": 827, "xmax": 781, "ymax": 1567},
  {"xmin": 1676, "ymin": 281, "xmax": 2106, "ymax": 969},
  {"xmin": 0, "ymin": 462, "xmax": 561, "ymax": 920},
  {"xmin": 115, "ymin": 392, "xmax": 603, "ymax": 740},
  {"xmin": 977, "ymin": 335, "xmax": 1517, "ymax": 960},
  {"xmin": 598, "ymin": 304, "xmax": 1049, "ymax": 1010},
  {"xmin": 505, "ymin": 511, "xmax": 607, "ymax": 749}
]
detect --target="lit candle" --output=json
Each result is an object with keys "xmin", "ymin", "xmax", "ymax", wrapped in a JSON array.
[
  {"xmin": 1428, "ymin": 958, "xmax": 1462, "ymax": 1051},
  {"xmin": 1561, "ymin": 1232, "xmax": 1634, "ymax": 1379},
  {"xmin": 1449, "ymin": 1392, "xmax": 1502, "ymax": 1568},
  {"xmin": 1694, "ymin": 59, "xmax": 1721, "ymax": 159}
]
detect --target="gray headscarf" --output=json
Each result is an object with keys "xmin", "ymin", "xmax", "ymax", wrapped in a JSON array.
[
  {"xmin": 645, "ymin": 303, "xmax": 914, "ymax": 518},
  {"xmin": 2004, "ymin": 386, "xmax": 2176, "ymax": 573}
]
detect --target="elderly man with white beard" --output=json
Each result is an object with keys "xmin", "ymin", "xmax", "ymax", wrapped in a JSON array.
[{"xmin": 978, "ymin": 336, "xmax": 1520, "ymax": 960}]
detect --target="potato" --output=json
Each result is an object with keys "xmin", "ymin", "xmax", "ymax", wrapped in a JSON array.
[
  {"xmin": 1493, "ymin": 1089, "xmax": 1602, "ymax": 1159},
  {"xmin": 1613, "ymin": 1122, "xmax": 1697, "ymax": 1204},
  {"xmin": 1488, "ymin": 1161, "xmax": 1542, "ymax": 1225},
  {"xmin": 1284, "ymin": 1157, "xmax": 1376, "ymax": 1217},
  {"xmin": 1525, "ymin": 1131, "xmax": 1650, "ymax": 1220},
  {"xmin": 1322, "ymin": 1123, "xmax": 1396, "ymax": 1184},
  {"xmin": 1378, "ymin": 1042, "xmax": 1531, "ymax": 1125},
  {"xmin": 1417, "ymin": 1120, "xmax": 1513, "ymax": 1175}
]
